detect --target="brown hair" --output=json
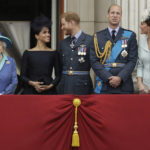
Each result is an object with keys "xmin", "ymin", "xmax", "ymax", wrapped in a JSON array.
[
  {"xmin": 60, "ymin": 11, "xmax": 80, "ymax": 24},
  {"xmin": 108, "ymin": 4, "xmax": 122, "ymax": 14}
]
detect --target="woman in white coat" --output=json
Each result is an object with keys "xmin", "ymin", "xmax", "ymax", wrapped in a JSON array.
[{"xmin": 137, "ymin": 9, "xmax": 150, "ymax": 93}]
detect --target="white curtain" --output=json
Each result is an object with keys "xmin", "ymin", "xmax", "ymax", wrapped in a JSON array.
[{"xmin": 1, "ymin": 21, "xmax": 30, "ymax": 55}]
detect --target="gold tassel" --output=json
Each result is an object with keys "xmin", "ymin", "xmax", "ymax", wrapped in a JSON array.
[{"xmin": 72, "ymin": 98, "xmax": 81, "ymax": 147}]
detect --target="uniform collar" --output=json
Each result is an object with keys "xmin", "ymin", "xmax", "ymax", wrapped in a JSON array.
[
  {"xmin": 0, "ymin": 53, "xmax": 8, "ymax": 61},
  {"xmin": 72, "ymin": 30, "xmax": 82, "ymax": 40}
]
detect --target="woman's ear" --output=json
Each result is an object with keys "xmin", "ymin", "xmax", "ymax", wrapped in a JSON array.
[{"xmin": 35, "ymin": 34, "xmax": 39, "ymax": 40}]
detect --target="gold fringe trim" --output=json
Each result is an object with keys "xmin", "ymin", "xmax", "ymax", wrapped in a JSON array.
[{"xmin": 94, "ymin": 33, "xmax": 112, "ymax": 64}]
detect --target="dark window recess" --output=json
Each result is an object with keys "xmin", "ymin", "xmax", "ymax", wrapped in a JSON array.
[
  {"xmin": 0, "ymin": 0, "xmax": 52, "ymax": 21},
  {"xmin": 0, "ymin": 0, "xmax": 53, "ymax": 48}
]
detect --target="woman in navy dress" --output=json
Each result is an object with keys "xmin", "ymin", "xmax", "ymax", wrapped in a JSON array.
[{"xmin": 20, "ymin": 15, "xmax": 60, "ymax": 94}]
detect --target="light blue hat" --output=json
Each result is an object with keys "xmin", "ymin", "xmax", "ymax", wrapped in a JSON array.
[{"xmin": 0, "ymin": 33, "xmax": 12, "ymax": 48}]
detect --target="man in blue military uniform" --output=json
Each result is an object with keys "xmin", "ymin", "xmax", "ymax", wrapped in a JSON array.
[
  {"xmin": 58, "ymin": 11, "xmax": 93, "ymax": 95},
  {"xmin": 90, "ymin": 4, "xmax": 138, "ymax": 94}
]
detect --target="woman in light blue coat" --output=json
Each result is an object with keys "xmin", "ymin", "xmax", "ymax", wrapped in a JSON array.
[
  {"xmin": 137, "ymin": 9, "xmax": 150, "ymax": 94},
  {"xmin": 0, "ymin": 34, "xmax": 18, "ymax": 94}
]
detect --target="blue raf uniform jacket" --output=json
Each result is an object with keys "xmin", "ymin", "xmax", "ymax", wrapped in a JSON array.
[
  {"xmin": 58, "ymin": 32, "xmax": 93, "ymax": 95},
  {"xmin": 0, "ymin": 56, "xmax": 18, "ymax": 94},
  {"xmin": 90, "ymin": 27, "xmax": 138, "ymax": 94}
]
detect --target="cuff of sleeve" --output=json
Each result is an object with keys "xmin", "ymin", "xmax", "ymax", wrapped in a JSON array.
[
  {"xmin": 0, "ymin": 91, "xmax": 5, "ymax": 95},
  {"xmin": 103, "ymin": 72, "xmax": 112, "ymax": 82},
  {"xmin": 51, "ymin": 80, "xmax": 56, "ymax": 86},
  {"xmin": 136, "ymin": 71, "xmax": 143, "ymax": 78},
  {"xmin": 118, "ymin": 74, "xmax": 125, "ymax": 82}
]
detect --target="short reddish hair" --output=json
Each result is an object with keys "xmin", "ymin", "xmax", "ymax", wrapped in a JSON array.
[{"xmin": 60, "ymin": 11, "xmax": 80, "ymax": 24}]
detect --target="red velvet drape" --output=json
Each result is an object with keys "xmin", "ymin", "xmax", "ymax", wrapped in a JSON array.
[{"xmin": 0, "ymin": 95, "xmax": 150, "ymax": 150}]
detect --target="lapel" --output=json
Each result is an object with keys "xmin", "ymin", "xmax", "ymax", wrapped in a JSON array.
[
  {"xmin": 104, "ymin": 27, "xmax": 124, "ymax": 43},
  {"xmin": 73, "ymin": 32, "xmax": 86, "ymax": 49},
  {"xmin": 65, "ymin": 36, "xmax": 72, "ymax": 48},
  {"xmin": 114, "ymin": 27, "xmax": 124, "ymax": 43},
  {"xmin": 104, "ymin": 28, "xmax": 113, "ymax": 42}
]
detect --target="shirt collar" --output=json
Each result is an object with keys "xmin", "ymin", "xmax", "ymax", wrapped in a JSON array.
[
  {"xmin": 0, "ymin": 53, "xmax": 8, "ymax": 71},
  {"xmin": 2, "ymin": 53, "xmax": 8, "ymax": 61},
  {"xmin": 108, "ymin": 26, "xmax": 120, "ymax": 36},
  {"xmin": 73, "ymin": 30, "xmax": 82, "ymax": 40}
]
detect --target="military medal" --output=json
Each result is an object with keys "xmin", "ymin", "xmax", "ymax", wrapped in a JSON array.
[
  {"xmin": 81, "ymin": 45, "xmax": 84, "ymax": 55},
  {"xmin": 83, "ymin": 47, "xmax": 87, "ymax": 55},
  {"xmin": 98, "ymin": 81, "xmax": 101, "ymax": 86},
  {"xmin": 124, "ymin": 40, "xmax": 127, "ymax": 48},
  {"xmin": 78, "ymin": 44, "xmax": 87, "ymax": 56},
  {"xmin": 121, "ymin": 38, "xmax": 128, "ymax": 58},
  {"xmin": 121, "ymin": 37, "xmax": 128, "ymax": 48},
  {"xmin": 121, "ymin": 40, "xmax": 125, "ymax": 48},
  {"xmin": 121, "ymin": 49, "xmax": 128, "ymax": 58},
  {"xmin": 70, "ymin": 42, "xmax": 75, "ymax": 49},
  {"xmin": 78, "ymin": 48, "xmax": 81, "ymax": 55},
  {"xmin": 81, "ymin": 50, "xmax": 83, "ymax": 55},
  {"xmin": 78, "ymin": 57, "xmax": 85, "ymax": 63},
  {"xmin": 70, "ymin": 37, "xmax": 76, "ymax": 48}
]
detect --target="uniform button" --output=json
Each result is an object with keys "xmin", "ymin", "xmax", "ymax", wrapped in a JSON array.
[
  {"xmin": 72, "ymin": 49, "xmax": 74, "ymax": 52},
  {"xmin": 70, "ymin": 67, "xmax": 72, "ymax": 69},
  {"xmin": 70, "ymin": 58, "xmax": 73, "ymax": 61}
]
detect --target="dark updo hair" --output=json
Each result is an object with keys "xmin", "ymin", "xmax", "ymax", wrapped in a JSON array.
[
  {"xmin": 145, "ymin": 17, "xmax": 150, "ymax": 26},
  {"xmin": 31, "ymin": 14, "xmax": 52, "ymax": 35},
  {"xmin": 141, "ymin": 9, "xmax": 150, "ymax": 26}
]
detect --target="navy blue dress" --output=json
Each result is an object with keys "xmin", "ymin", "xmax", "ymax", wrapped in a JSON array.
[{"xmin": 20, "ymin": 50, "xmax": 60, "ymax": 94}]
